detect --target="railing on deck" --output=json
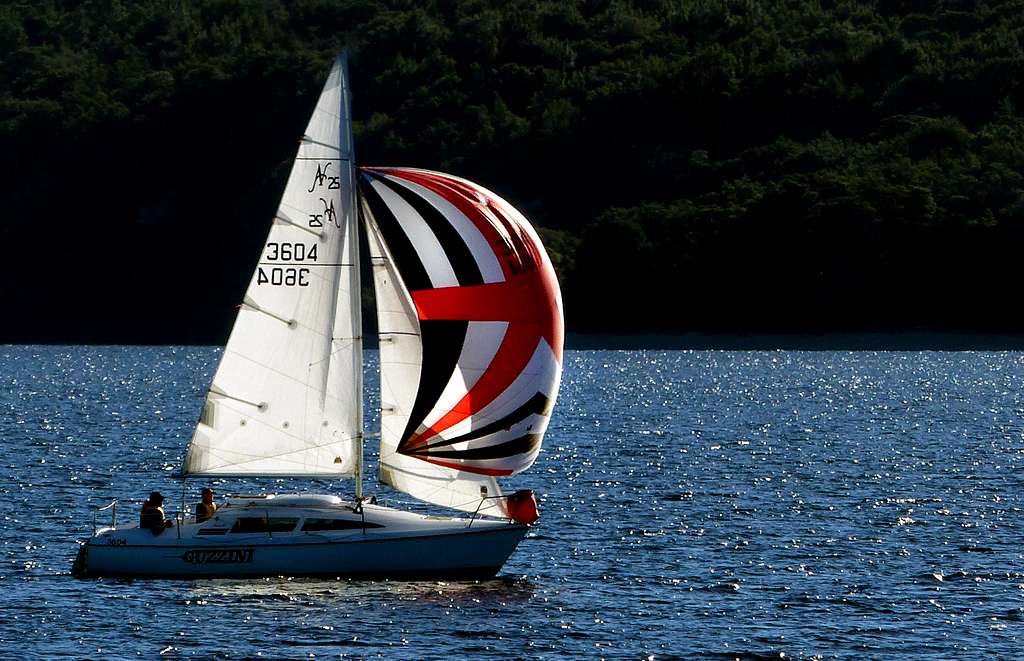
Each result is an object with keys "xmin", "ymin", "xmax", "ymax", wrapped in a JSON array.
[
  {"xmin": 468, "ymin": 494, "xmax": 509, "ymax": 528},
  {"xmin": 89, "ymin": 499, "xmax": 188, "ymax": 538},
  {"xmin": 91, "ymin": 499, "xmax": 118, "ymax": 536}
]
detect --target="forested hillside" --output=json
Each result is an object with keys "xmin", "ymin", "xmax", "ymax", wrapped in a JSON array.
[{"xmin": 2, "ymin": 0, "xmax": 1024, "ymax": 342}]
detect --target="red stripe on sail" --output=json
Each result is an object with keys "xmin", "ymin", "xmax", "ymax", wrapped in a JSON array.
[
  {"xmin": 400, "ymin": 270, "xmax": 562, "ymax": 452},
  {"xmin": 403, "ymin": 323, "xmax": 537, "ymax": 451},
  {"xmin": 412, "ymin": 275, "xmax": 547, "ymax": 322}
]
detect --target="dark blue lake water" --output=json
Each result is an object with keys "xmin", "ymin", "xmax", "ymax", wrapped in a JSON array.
[{"xmin": 1, "ymin": 346, "xmax": 1022, "ymax": 659}]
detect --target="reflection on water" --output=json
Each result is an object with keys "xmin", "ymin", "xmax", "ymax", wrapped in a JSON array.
[
  {"xmin": 185, "ymin": 574, "xmax": 535, "ymax": 606},
  {"xmin": 2, "ymin": 346, "xmax": 1024, "ymax": 658}
]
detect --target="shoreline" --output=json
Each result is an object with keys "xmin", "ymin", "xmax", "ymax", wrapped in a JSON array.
[
  {"xmin": 564, "ymin": 332, "xmax": 1024, "ymax": 351},
  {"xmin": 5, "ymin": 332, "xmax": 1024, "ymax": 351}
]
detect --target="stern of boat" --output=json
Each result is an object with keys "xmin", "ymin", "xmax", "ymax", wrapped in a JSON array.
[{"xmin": 71, "ymin": 542, "xmax": 89, "ymax": 577}]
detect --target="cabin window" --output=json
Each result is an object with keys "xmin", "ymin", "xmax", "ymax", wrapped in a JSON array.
[
  {"xmin": 301, "ymin": 518, "xmax": 383, "ymax": 531},
  {"xmin": 229, "ymin": 517, "xmax": 298, "ymax": 533}
]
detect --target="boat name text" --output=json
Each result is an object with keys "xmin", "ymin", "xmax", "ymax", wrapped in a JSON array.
[{"xmin": 182, "ymin": 548, "xmax": 255, "ymax": 564}]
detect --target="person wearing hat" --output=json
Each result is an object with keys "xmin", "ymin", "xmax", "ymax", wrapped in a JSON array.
[
  {"xmin": 139, "ymin": 491, "xmax": 171, "ymax": 534},
  {"xmin": 196, "ymin": 487, "xmax": 218, "ymax": 524}
]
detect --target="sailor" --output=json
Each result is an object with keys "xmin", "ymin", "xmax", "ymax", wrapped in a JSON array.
[
  {"xmin": 196, "ymin": 487, "xmax": 218, "ymax": 523},
  {"xmin": 139, "ymin": 491, "xmax": 171, "ymax": 534}
]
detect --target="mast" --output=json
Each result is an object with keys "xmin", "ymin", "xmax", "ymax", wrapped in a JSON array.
[{"xmin": 339, "ymin": 51, "xmax": 364, "ymax": 500}]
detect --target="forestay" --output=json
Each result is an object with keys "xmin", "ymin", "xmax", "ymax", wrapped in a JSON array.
[
  {"xmin": 183, "ymin": 54, "xmax": 361, "ymax": 477},
  {"xmin": 360, "ymin": 167, "xmax": 564, "ymax": 516}
]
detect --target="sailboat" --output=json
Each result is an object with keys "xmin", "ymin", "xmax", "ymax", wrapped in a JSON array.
[{"xmin": 73, "ymin": 53, "xmax": 563, "ymax": 579}]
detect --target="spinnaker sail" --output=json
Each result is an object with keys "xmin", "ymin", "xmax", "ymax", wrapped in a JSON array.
[{"xmin": 360, "ymin": 167, "xmax": 564, "ymax": 515}]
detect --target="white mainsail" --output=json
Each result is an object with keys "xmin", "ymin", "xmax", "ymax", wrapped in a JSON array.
[{"xmin": 183, "ymin": 54, "xmax": 361, "ymax": 477}]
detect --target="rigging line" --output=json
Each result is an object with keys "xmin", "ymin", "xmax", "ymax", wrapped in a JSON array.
[
  {"xmin": 256, "ymin": 262, "xmax": 353, "ymax": 267},
  {"xmin": 220, "ymin": 349, "xmax": 353, "ymax": 405},
  {"xmin": 241, "ymin": 297, "xmax": 297, "ymax": 329},
  {"xmin": 203, "ymin": 403, "xmax": 360, "ymax": 454},
  {"xmin": 198, "ymin": 422, "xmax": 360, "ymax": 468},
  {"xmin": 305, "ymin": 338, "xmax": 359, "ymax": 369},
  {"xmin": 274, "ymin": 212, "xmax": 326, "ymax": 240}
]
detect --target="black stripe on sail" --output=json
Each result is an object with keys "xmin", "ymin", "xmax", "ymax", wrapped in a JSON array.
[
  {"xmin": 419, "ymin": 392, "xmax": 551, "ymax": 450},
  {"xmin": 397, "ymin": 319, "xmax": 468, "ymax": 453},
  {"xmin": 359, "ymin": 172, "xmax": 432, "ymax": 292},
  {"xmin": 409, "ymin": 434, "xmax": 542, "ymax": 460},
  {"xmin": 374, "ymin": 175, "xmax": 483, "ymax": 287}
]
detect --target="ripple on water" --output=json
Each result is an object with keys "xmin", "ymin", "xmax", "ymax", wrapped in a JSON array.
[{"xmin": 1, "ymin": 347, "xmax": 1024, "ymax": 657}]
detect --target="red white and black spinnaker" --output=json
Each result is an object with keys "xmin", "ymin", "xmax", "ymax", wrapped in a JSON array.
[
  {"xmin": 74, "ymin": 53, "xmax": 563, "ymax": 578},
  {"xmin": 362, "ymin": 166, "xmax": 562, "ymax": 519}
]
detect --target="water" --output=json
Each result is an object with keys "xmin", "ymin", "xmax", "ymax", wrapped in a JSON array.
[{"xmin": 1, "ymin": 346, "xmax": 1022, "ymax": 659}]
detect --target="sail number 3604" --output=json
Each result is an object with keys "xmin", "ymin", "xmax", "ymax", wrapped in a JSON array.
[
  {"xmin": 265, "ymin": 242, "xmax": 318, "ymax": 262},
  {"xmin": 258, "ymin": 242, "xmax": 316, "ymax": 287},
  {"xmin": 258, "ymin": 266, "xmax": 310, "ymax": 287}
]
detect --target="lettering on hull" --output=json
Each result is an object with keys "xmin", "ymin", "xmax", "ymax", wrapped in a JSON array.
[{"xmin": 182, "ymin": 548, "xmax": 255, "ymax": 564}]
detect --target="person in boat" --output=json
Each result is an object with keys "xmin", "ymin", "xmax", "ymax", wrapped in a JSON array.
[
  {"xmin": 195, "ymin": 487, "xmax": 218, "ymax": 523},
  {"xmin": 139, "ymin": 491, "xmax": 172, "ymax": 534}
]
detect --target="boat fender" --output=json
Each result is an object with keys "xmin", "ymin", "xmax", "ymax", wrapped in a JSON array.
[{"xmin": 506, "ymin": 490, "xmax": 540, "ymax": 525}]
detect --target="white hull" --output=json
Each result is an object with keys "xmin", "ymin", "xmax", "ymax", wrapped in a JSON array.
[{"xmin": 75, "ymin": 495, "xmax": 528, "ymax": 579}]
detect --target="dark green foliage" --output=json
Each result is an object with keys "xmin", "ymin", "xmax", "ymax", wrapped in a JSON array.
[{"xmin": 3, "ymin": 0, "xmax": 1024, "ymax": 341}]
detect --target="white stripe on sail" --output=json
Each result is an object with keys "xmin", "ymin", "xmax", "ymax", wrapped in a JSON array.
[
  {"xmin": 415, "ymin": 321, "xmax": 508, "ymax": 434},
  {"xmin": 381, "ymin": 174, "xmax": 505, "ymax": 284},
  {"xmin": 367, "ymin": 178, "xmax": 458, "ymax": 288},
  {"xmin": 430, "ymin": 340, "xmax": 560, "ymax": 467},
  {"xmin": 424, "ymin": 413, "xmax": 548, "ymax": 456}
]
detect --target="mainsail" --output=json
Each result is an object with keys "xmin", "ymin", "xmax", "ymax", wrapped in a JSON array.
[
  {"xmin": 360, "ymin": 167, "xmax": 564, "ymax": 516},
  {"xmin": 183, "ymin": 54, "xmax": 361, "ymax": 477}
]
